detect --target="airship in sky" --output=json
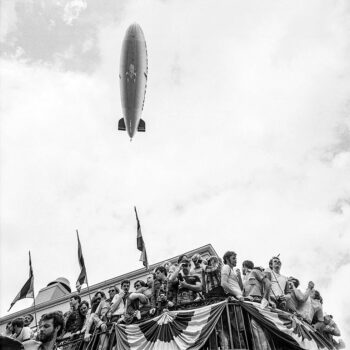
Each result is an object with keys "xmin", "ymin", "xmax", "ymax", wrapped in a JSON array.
[{"xmin": 118, "ymin": 23, "xmax": 148, "ymax": 140}]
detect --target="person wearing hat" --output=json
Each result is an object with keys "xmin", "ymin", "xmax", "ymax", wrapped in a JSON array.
[{"xmin": 168, "ymin": 256, "xmax": 202, "ymax": 306}]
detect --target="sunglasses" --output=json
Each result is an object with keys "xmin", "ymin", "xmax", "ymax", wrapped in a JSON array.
[{"xmin": 109, "ymin": 290, "xmax": 115, "ymax": 293}]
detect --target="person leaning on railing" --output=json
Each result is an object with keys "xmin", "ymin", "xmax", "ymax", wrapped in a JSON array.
[
  {"xmin": 83, "ymin": 291, "xmax": 109, "ymax": 342},
  {"xmin": 220, "ymin": 251, "xmax": 244, "ymax": 301},
  {"xmin": 315, "ymin": 314, "xmax": 345, "ymax": 349},
  {"xmin": 242, "ymin": 260, "xmax": 271, "ymax": 308},
  {"xmin": 11, "ymin": 317, "xmax": 32, "ymax": 343},
  {"xmin": 149, "ymin": 266, "xmax": 172, "ymax": 316},
  {"xmin": 203, "ymin": 256, "xmax": 225, "ymax": 298},
  {"xmin": 168, "ymin": 256, "xmax": 202, "ymax": 306},
  {"xmin": 264, "ymin": 256, "xmax": 288, "ymax": 309},
  {"xmin": 77, "ymin": 300, "xmax": 90, "ymax": 334},
  {"xmin": 285, "ymin": 278, "xmax": 315, "ymax": 322}
]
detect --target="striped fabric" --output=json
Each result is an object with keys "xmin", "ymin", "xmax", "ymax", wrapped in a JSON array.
[
  {"xmin": 241, "ymin": 301, "xmax": 335, "ymax": 350},
  {"xmin": 114, "ymin": 301, "xmax": 226, "ymax": 350}
]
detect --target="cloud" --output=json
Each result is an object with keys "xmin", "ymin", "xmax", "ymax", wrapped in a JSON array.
[
  {"xmin": 0, "ymin": 0, "xmax": 17, "ymax": 42},
  {"xmin": 0, "ymin": 0, "xmax": 99, "ymax": 72},
  {"xmin": 63, "ymin": 0, "xmax": 87, "ymax": 25}
]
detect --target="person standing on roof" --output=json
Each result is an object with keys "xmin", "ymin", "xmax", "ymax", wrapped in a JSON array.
[
  {"xmin": 315, "ymin": 314, "xmax": 344, "ymax": 348},
  {"xmin": 64, "ymin": 294, "xmax": 81, "ymax": 335},
  {"xmin": 23, "ymin": 312, "xmax": 64, "ymax": 350},
  {"xmin": 220, "ymin": 251, "xmax": 244, "ymax": 301},
  {"xmin": 242, "ymin": 260, "xmax": 271, "ymax": 308},
  {"xmin": 11, "ymin": 318, "xmax": 32, "ymax": 343},
  {"xmin": 168, "ymin": 256, "xmax": 202, "ymax": 306},
  {"xmin": 285, "ymin": 277, "xmax": 315, "ymax": 321},
  {"xmin": 265, "ymin": 256, "xmax": 288, "ymax": 308}
]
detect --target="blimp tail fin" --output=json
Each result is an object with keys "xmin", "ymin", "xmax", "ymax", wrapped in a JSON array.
[
  {"xmin": 137, "ymin": 119, "xmax": 146, "ymax": 132},
  {"xmin": 118, "ymin": 118, "xmax": 126, "ymax": 131}
]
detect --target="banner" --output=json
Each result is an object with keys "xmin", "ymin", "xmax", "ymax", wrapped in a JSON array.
[
  {"xmin": 114, "ymin": 301, "xmax": 226, "ymax": 350},
  {"xmin": 240, "ymin": 301, "xmax": 335, "ymax": 350}
]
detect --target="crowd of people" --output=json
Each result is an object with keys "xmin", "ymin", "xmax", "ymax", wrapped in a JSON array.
[{"xmin": 2, "ymin": 252, "xmax": 345, "ymax": 350}]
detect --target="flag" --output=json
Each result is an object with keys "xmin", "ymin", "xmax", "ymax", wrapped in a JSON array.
[
  {"xmin": 134, "ymin": 206, "xmax": 149, "ymax": 270},
  {"xmin": 76, "ymin": 230, "xmax": 87, "ymax": 292},
  {"xmin": 8, "ymin": 251, "xmax": 34, "ymax": 311}
]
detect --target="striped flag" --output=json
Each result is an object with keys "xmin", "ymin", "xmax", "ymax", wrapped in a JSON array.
[
  {"xmin": 134, "ymin": 207, "xmax": 149, "ymax": 270},
  {"xmin": 76, "ymin": 230, "xmax": 87, "ymax": 292},
  {"xmin": 8, "ymin": 251, "xmax": 34, "ymax": 311}
]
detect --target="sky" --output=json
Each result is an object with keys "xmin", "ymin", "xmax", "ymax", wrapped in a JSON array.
[{"xmin": 1, "ymin": 0, "xmax": 350, "ymax": 343}]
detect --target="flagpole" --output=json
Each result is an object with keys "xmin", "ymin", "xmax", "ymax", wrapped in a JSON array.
[
  {"xmin": 85, "ymin": 275, "xmax": 93, "ymax": 307},
  {"xmin": 32, "ymin": 286, "xmax": 39, "ymax": 330}
]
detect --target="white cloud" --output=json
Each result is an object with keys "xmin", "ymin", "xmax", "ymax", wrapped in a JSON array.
[
  {"xmin": 62, "ymin": 0, "xmax": 87, "ymax": 25},
  {"xmin": 0, "ymin": 0, "xmax": 17, "ymax": 42}
]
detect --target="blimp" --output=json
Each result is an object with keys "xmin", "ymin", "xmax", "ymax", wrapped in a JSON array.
[{"xmin": 118, "ymin": 23, "xmax": 148, "ymax": 140}]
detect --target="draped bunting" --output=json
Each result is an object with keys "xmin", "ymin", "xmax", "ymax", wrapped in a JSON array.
[
  {"xmin": 111, "ymin": 300, "xmax": 334, "ymax": 350},
  {"xmin": 114, "ymin": 301, "xmax": 226, "ymax": 350},
  {"xmin": 240, "ymin": 301, "xmax": 335, "ymax": 350}
]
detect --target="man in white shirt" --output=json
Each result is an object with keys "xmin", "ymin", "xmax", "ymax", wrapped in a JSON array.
[
  {"xmin": 220, "ymin": 251, "xmax": 247, "ymax": 349},
  {"xmin": 109, "ymin": 280, "xmax": 131, "ymax": 322},
  {"xmin": 221, "ymin": 251, "xmax": 244, "ymax": 301},
  {"xmin": 265, "ymin": 256, "xmax": 288, "ymax": 308},
  {"xmin": 11, "ymin": 318, "xmax": 32, "ymax": 343}
]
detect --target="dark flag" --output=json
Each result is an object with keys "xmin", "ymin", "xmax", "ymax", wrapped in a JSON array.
[
  {"xmin": 76, "ymin": 230, "xmax": 87, "ymax": 292},
  {"xmin": 134, "ymin": 207, "xmax": 149, "ymax": 270},
  {"xmin": 8, "ymin": 251, "xmax": 34, "ymax": 311}
]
